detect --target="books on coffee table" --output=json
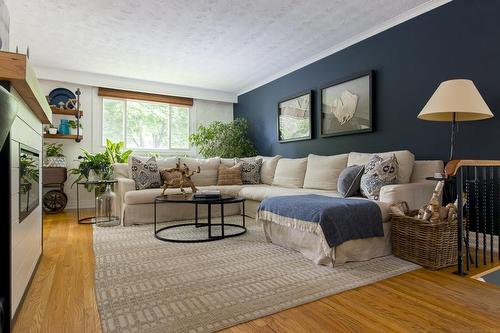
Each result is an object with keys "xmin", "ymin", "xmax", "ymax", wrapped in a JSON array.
[{"xmin": 193, "ymin": 190, "xmax": 222, "ymax": 199}]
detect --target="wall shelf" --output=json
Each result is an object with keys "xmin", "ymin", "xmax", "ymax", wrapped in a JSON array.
[
  {"xmin": 44, "ymin": 134, "xmax": 83, "ymax": 140},
  {"xmin": 50, "ymin": 106, "xmax": 83, "ymax": 117}
]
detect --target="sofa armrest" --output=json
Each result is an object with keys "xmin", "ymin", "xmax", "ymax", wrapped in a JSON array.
[
  {"xmin": 116, "ymin": 177, "xmax": 136, "ymax": 203},
  {"xmin": 379, "ymin": 182, "xmax": 437, "ymax": 210}
]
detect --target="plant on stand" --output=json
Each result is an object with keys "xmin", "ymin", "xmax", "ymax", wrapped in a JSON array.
[
  {"xmin": 189, "ymin": 118, "xmax": 257, "ymax": 158},
  {"xmin": 43, "ymin": 142, "xmax": 66, "ymax": 167},
  {"xmin": 69, "ymin": 140, "xmax": 132, "ymax": 192}
]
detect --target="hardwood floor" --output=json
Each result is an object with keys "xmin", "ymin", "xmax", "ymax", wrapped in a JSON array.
[{"xmin": 13, "ymin": 210, "xmax": 500, "ymax": 333}]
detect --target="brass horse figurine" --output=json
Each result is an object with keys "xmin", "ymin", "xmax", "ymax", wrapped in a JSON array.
[{"xmin": 161, "ymin": 162, "xmax": 201, "ymax": 196}]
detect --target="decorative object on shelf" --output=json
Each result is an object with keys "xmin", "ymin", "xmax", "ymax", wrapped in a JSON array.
[
  {"xmin": 43, "ymin": 142, "xmax": 66, "ymax": 167},
  {"xmin": 418, "ymin": 79, "xmax": 494, "ymax": 161},
  {"xmin": 58, "ymin": 119, "xmax": 69, "ymax": 135},
  {"xmin": 48, "ymin": 125, "xmax": 58, "ymax": 135},
  {"xmin": 189, "ymin": 118, "xmax": 257, "ymax": 158},
  {"xmin": 321, "ymin": 71, "xmax": 372, "ymax": 137},
  {"xmin": 47, "ymin": 87, "xmax": 76, "ymax": 108},
  {"xmin": 277, "ymin": 90, "xmax": 312, "ymax": 143},
  {"xmin": 161, "ymin": 162, "xmax": 200, "ymax": 195},
  {"xmin": 65, "ymin": 98, "xmax": 76, "ymax": 110},
  {"xmin": 68, "ymin": 119, "xmax": 82, "ymax": 136},
  {"xmin": 95, "ymin": 183, "xmax": 119, "ymax": 227}
]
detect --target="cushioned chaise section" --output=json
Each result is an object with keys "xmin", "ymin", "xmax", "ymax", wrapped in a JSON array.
[{"xmin": 263, "ymin": 219, "xmax": 392, "ymax": 267}]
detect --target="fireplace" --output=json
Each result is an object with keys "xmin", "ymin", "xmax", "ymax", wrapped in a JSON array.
[{"xmin": 19, "ymin": 144, "xmax": 39, "ymax": 222}]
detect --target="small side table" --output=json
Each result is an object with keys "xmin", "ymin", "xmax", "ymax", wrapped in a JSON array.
[{"xmin": 76, "ymin": 179, "xmax": 118, "ymax": 224}]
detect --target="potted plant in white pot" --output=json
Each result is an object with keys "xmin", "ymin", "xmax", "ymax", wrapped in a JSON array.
[
  {"xmin": 48, "ymin": 124, "xmax": 58, "ymax": 135},
  {"xmin": 68, "ymin": 120, "xmax": 82, "ymax": 136},
  {"xmin": 43, "ymin": 142, "xmax": 66, "ymax": 167}
]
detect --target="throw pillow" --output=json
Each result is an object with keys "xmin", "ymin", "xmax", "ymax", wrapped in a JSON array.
[
  {"xmin": 235, "ymin": 157, "xmax": 263, "ymax": 184},
  {"xmin": 217, "ymin": 163, "xmax": 243, "ymax": 185},
  {"xmin": 338, "ymin": 165, "xmax": 364, "ymax": 197},
  {"xmin": 129, "ymin": 156, "xmax": 162, "ymax": 190},
  {"xmin": 360, "ymin": 155, "xmax": 399, "ymax": 200}
]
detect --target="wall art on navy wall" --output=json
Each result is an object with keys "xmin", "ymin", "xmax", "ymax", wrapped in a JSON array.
[
  {"xmin": 321, "ymin": 71, "xmax": 373, "ymax": 137},
  {"xmin": 277, "ymin": 90, "xmax": 312, "ymax": 143}
]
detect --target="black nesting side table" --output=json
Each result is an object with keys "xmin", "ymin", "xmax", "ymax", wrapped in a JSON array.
[{"xmin": 154, "ymin": 194, "xmax": 246, "ymax": 242}]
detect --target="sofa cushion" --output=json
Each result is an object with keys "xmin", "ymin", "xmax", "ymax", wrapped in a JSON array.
[
  {"xmin": 303, "ymin": 154, "xmax": 348, "ymax": 191},
  {"xmin": 236, "ymin": 157, "xmax": 263, "ymax": 184},
  {"xmin": 179, "ymin": 157, "xmax": 220, "ymax": 186},
  {"xmin": 348, "ymin": 150, "xmax": 415, "ymax": 184},
  {"xmin": 220, "ymin": 158, "xmax": 236, "ymax": 167},
  {"xmin": 157, "ymin": 157, "xmax": 179, "ymax": 171},
  {"xmin": 239, "ymin": 185, "xmax": 341, "ymax": 202},
  {"xmin": 338, "ymin": 165, "xmax": 364, "ymax": 197},
  {"xmin": 360, "ymin": 155, "xmax": 399, "ymax": 200},
  {"xmin": 217, "ymin": 163, "xmax": 243, "ymax": 185},
  {"xmin": 113, "ymin": 163, "xmax": 128, "ymax": 178},
  {"xmin": 128, "ymin": 156, "xmax": 162, "ymax": 190},
  {"xmin": 272, "ymin": 158, "xmax": 308, "ymax": 188},
  {"xmin": 257, "ymin": 155, "xmax": 282, "ymax": 185}
]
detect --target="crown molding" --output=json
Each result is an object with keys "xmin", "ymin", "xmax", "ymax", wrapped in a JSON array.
[
  {"xmin": 34, "ymin": 66, "xmax": 238, "ymax": 103},
  {"xmin": 237, "ymin": 0, "xmax": 452, "ymax": 96}
]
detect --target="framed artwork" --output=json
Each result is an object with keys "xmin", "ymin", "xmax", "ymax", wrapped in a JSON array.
[
  {"xmin": 277, "ymin": 90, "xmax": 312, "ymax": 143},
  {"xmin": 320, "ymin": 71, "xmax": 373, "ymax": 137}
]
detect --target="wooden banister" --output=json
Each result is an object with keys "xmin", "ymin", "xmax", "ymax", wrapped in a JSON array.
[{"xmin": 445, "ymin": 160, "xmax": 500, "ymax": 176}]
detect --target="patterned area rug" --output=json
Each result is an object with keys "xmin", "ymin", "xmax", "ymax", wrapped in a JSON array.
[{"xmin": 94, "ymin": 216, "xmax": 419, "ymax": 333}]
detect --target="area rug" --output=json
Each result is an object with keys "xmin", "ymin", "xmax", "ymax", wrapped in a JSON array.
[{"xmin": 93, "ymin": 216, "xmax": 419, "ymax": 333}]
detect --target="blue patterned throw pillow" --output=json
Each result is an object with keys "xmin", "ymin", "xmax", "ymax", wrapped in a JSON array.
[{"xmin": 360, "ymin": 154, "xmax": 399, "ymax": 200}]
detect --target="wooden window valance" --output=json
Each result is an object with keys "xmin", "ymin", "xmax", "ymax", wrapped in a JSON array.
[{"xmin": 98, "ymin": 87, "xmax": 193, "ymax": 106}]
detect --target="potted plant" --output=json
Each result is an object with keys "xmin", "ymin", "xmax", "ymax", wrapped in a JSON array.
[
  {"xmin": 189, "ymin": 118, "xmax": 257, "ymax": 158},
  {"xmin": 48, "ymin": 124, "xmax": 58, "ymax": 135},
  {"xmin": 69, "ymin": 140, "xmax": 132, "ymax": 192},
  {"xmin": 68, "ymin": 120, "xmax": 83, "ymax": 136},
  {"xmin": 43, "ymin": 142, "xmax": 66, "ymax": 167}
]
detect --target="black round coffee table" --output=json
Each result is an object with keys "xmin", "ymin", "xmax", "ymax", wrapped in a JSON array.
[{"xmin": 154, "ymin": 194, "xmax": 246, "ymax": 243}]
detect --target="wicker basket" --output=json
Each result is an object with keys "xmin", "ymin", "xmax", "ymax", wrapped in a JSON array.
[{"xmin": 391, "ymin": 211, "xmax": 458, "ymax": 270}]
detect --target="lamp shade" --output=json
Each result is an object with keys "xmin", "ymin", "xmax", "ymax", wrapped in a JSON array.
[{"xmin": 418, "ymin": 79, "xmax": 493, "ymax": 122}]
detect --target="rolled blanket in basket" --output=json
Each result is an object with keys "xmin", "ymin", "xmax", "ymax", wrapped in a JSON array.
[{"xmin": 258, "ymin": 194, "xmax": 384, "ymax": 247}]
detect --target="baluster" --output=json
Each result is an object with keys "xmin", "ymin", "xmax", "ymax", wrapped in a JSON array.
[
  {"xmin": 475, "ymin": 166, "xmax": 479, "ymax": 268},
  {"xmin": 490, "ymin": 167, "xmax": 494, "ymax": 263},
  {"xmin": 465, "ymin": 167, "xmax": 471, "ymax": 271},
  {"xmin": 482, "ymin": 168, "xmax": 487, "ymax": 265}
]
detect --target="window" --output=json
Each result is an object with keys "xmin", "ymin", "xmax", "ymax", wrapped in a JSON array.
[{"xmin": 102, "ymin": 98, "xmax": 190, "ymax": 151}]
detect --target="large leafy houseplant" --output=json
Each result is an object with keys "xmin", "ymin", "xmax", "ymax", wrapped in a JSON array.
[
  {"xmin": 189, "ymin": 118, "xmax": 257, "ymax": 158},
  {"xmin": 69, "ymin": 140, "xmax": 132, "ymax": 191}
]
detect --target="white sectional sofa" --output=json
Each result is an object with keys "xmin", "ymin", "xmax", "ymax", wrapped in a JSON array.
[{"xmin": 114, "ymin": 150, "xmax": 443, "ymax": 227}]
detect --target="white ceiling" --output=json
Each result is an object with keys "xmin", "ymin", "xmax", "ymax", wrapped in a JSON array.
[{"xmin": 5, "ymin": 0, "xmax": 444, "ymax": 95}]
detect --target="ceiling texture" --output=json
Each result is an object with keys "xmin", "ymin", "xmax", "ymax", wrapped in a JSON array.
[{"xmin": 6, "ymin": 0, "xmax": 438, "ymax": 94}]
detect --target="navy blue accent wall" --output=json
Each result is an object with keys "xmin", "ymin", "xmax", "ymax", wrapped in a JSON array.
[{"xmin": 234, "ymin": 0, "xmax": 500, "ymax": 161}]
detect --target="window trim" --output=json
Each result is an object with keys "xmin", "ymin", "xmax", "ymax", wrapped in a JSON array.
[{"xmin": 100, "ymin": 96, "xmax": 192, "ymax": 153}]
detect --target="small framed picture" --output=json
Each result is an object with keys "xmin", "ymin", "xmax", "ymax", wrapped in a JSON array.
[
  {"xmin": 277, "ymin": 90, "xmax": 312, "ymax": 143},
  {"xmin": 320, "ymin": 71, "xmax": 373, "ymax": 137}
]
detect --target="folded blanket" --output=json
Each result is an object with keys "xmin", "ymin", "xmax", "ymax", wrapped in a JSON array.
[{"xmin": 258, "ymin": 194, "xmax": 383, "ymax": 247}]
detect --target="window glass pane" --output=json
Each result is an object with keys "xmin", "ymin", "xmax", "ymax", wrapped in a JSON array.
[
  {"xmin": 126, "ymin": 101, "xmax": 170, "ymax": 149},
  {"xmin": 170, "ymin": 106, "xmax": 190, "ymax": 149},
  {"xmin": 102, "ymin": 99, "xmax": 124, "ymax": 145}
]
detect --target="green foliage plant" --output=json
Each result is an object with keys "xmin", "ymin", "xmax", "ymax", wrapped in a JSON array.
[
  {"xmin": 44, "ymin": 143, "xmax": 64, "ymax": 157},
  {"xmin": 189, "ymin": 118, "xmax": 257, "ymax": 158}
]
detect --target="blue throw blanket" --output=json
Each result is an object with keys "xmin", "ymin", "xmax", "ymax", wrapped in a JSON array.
[{"xmin": 258, "ymin": 194, "xmax": 384, "ymax": 247}]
